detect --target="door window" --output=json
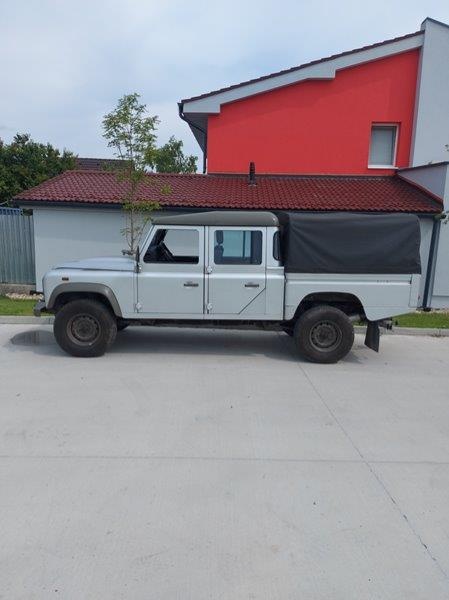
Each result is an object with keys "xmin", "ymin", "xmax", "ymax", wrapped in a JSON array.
[
  {"xmin": 214, "ymin": 230, "xmax": 262, "ymax": 265},
  {"xmin": 144, "ymin": 228, "xmax": 199, "ymax": 264}
]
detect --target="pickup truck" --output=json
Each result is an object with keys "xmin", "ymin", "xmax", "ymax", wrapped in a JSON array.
[{"xmin": 35, "ymin": 210, "xmax": 422, "ymax": 363}]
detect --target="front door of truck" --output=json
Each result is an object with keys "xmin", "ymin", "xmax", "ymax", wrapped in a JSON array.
[
  {"xmin": 137, "ymin": 225, "xmax": 205, "ymax": 316},
  {"xmin": 205, "ymin": 226, "xmax": 266, "ymax": 316}
]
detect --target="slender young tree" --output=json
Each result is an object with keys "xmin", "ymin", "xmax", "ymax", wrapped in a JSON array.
[{"xmin": 102, "ymin": 93, "xmax": 164, "ymax": 254}]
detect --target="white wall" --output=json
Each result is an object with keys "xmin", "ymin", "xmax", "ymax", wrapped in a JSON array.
[
  {"xmin": 400, "ymin": 164, "xmax": 449, "ymax": 308},
  {"xmin": 411, "ymin": 19, "xmax": 449, "ymax": 166},
  {"xmin": 32, "ymin": 207, "xmax": 127, "ymax": 290},
  {"xmin": 418, "ymin": 217, "xmax": 434, "ymax": 301}
]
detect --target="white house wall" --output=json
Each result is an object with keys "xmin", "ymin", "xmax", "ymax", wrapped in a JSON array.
[
  {"xmin": 33, "ymin": 207, "xmax": 127, "ymax": 291},
  {"xmin": 411, "ymin": 19, "xmax": 449, "ymax": 166},
  {"xmin": 399, "ymin": 163, "xmax": 449, "ymax": 308},
  {"xmin": 432, "ymin": 223, "xmax": 449, "ymax": 307},
  {"xmin": 418, "ymin": 217, "xmax": 434, "ymax": 301}
]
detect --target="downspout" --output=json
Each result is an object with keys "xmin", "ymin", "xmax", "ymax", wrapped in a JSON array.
[
  {"xmin": 422, "ymin": 214, "xmax": 444, "ymax": 310},
  {"xmin": 178, "ymin": 102, "xmax": 207, "ymax": 174}
]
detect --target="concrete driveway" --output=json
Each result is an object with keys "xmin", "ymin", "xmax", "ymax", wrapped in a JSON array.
[{"xmin": 1, "ymin": 324, "xmax": 449, "ymax": 599}]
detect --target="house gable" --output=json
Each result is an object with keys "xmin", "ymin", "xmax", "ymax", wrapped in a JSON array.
[{"xmin": 206, "ymin": 50, "xmax": 420, "ymax": 175}]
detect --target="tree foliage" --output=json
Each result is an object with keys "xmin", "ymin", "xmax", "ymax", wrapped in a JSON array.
[
  {"xmin": 102, "ymin": 93, "xmax": 161, "ymax": 254},
  {"xmin": 152, "ymin": 136, "xmax": 197, "ymax": 174},
  {"xmin": 0, "ymin": 134, "xmax": 76, "ymax": 205}
]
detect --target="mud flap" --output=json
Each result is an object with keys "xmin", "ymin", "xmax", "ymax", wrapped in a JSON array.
[{"xmin": 364, "ymin": 321, "xmax": 380, "ymax": 352}]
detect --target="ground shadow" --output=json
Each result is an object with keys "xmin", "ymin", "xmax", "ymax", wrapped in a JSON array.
[
  {"xmin": 7, "ymin": 325, "xmax": 363, "ymax": 364},
  {"xmin": 7, "ymin": 326, "xmax": 299, "ymax": 363}
]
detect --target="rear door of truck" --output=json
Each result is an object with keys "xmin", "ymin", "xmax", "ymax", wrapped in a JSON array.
[{"xmin": 205, "ymin": 226, "xmax": 267, "ymax": 317}]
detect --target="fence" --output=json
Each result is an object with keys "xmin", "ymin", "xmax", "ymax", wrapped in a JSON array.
[{"xmin": 0, "ymin": 207, "xmax": 35, "ymax": 284}]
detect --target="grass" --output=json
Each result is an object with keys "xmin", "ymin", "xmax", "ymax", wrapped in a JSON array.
[
  {"xmin": 0, "ymin": 295, "xmax": 448, "ymax": 328},
  {"xmin": 0, "ymin": 295, "xmax": 37, "ymax": 316},
  {"xmin": 393, "ymin": 312, "xmax": 449, "ymax": 329}
]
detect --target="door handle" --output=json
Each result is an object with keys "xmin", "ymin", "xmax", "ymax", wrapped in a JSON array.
[
  {"xmin": 184, "ymin": 281, "xmax": 199, "ymax": 287},
  {"xmin": 244, "ymin": 282, "xmax": 260, "ymax": 288}
]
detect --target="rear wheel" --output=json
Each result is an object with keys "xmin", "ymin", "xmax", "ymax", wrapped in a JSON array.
[
  {"xmin": 294, "ymin": 305, "xmax": 354, "ymax": 363},
  {"xmin": 54, "ymin": 299, "xmax": 117, "ymax": 357}
]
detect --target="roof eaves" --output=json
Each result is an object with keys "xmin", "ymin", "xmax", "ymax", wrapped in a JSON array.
[
  {"xmin": 398, "ymin": 161, "xmax": 449, "ymax": 171},
  {"xmin": 396, "ymin": 174, "xmax": 445, "ymax": 208},
  {"xmin": 180, "ymin": 30, "xmax": 423, "ymax": 106}
]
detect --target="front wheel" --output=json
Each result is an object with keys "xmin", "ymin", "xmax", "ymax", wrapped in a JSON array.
[
  {"xmin": 54, "ymin": 299, "xmax": 117, "ymax": 357},
  {"xmin": 294, "ymin": 305, "xmax": 354, "ymax": 363}
]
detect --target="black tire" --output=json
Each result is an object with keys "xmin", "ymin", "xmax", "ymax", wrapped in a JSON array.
[
  {"xmin": 117, "ymin": 320, "xmax": 130, "ymax": 332},
  {"xmin": 54, "ymin": 299, "xmax": 117, "ymax": 357},
  {"xmin": 293, "ymin": 305, "xmax": 354, "ymax": 363}
]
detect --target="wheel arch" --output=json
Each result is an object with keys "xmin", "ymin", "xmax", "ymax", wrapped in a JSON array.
[
  {"xmin": 292, "ymin": 291, "xmax": 365, "ymax": 322},
  {"xmin": 47, "ymin": 283, "xmax": 122, "ymax": 317}
]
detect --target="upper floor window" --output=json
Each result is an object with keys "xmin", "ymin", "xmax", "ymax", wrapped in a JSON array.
[
  {"xmin": 144, "ymin": 228, "xmax": 199, "ymax": 264},
  {"xmin": 369, "ymin": 124, "xmax": 398, "ymax": 168}
]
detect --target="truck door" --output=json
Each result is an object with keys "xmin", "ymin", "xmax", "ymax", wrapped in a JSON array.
[
  {"xmin": 137, "ymin": 225, "xmax": 205, "ymax": 316},
  {"xmin": 206, "ymin": 226, "xmax": 267, "ymax": 317}
]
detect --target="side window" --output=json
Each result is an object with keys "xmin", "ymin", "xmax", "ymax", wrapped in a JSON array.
[
  {"xmin": 273, "ymin": 231, "xmax": 281, "ymax": 261},
  {"xmin": 369, "ymin": 124, "xmax": 398, "ymax": 167},
  {"xmin": 144, "ymin": 228, "xmax": 199, "ymax": 264},
  {"xmin": 214, "ymin": 230, "xmax": 262, "ymax": 265}
]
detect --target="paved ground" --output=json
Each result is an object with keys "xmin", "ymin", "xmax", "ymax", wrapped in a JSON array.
[{"xmin": 1, "ymin": 324, "xmax": 449, "ymax": 599}]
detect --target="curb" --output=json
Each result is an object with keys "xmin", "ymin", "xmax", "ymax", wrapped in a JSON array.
[
  {"xmin": 0, "ymin": 316, "xmax": 448, "ymax": 337},
  {"xmin": 0, "ymin": 316, "xmax": 54, "ymax": 324},
  {"xmin": 354, "ymin": 325, "xmax": 449, "ymax": 337}
]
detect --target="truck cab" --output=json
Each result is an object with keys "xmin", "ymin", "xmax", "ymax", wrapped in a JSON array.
[
  {"xmin": 137, "ymin": 211, "xmax": 284, "ymax": 320},
  {"xmin": 37, "ymin": 211, "xmax": 422, "ymax": 363}
]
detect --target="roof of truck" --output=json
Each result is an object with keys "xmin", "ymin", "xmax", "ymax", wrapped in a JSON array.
[{"xmin": 151, "ymin": 211, "xmax": 279, "ymax": 227}]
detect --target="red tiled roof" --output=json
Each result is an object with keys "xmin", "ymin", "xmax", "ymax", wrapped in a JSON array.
[
  {"xmin": 13, "ymin": 170, "xmax": 442, "ymax": 213},
  {"xmin": 180, "ymin": 31, "xmax": 422, "ymax": 104}
]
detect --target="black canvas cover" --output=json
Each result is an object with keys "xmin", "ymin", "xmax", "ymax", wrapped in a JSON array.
[{"xmin": 277, "ymin": 212, "xmax": 421, "ymax": 274}]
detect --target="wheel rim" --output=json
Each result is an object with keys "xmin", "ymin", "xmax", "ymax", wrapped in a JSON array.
[
  {"xmin": 309, "ymin": 320, "xmax": 342, "ymax": 352},
  {"xmin": 67, "ymin": 313, "xmax": 100, "ymax": 346}
]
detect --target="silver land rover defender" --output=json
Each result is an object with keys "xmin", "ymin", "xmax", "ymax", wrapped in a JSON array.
[{"xmin": 35, "ymin": 211, "xmax": 422, "ymax": 363}]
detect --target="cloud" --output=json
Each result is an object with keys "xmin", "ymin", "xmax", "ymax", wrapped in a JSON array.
[{"xmin": 1, "ymin": 0, "xmax": 449, "ymax": 163}]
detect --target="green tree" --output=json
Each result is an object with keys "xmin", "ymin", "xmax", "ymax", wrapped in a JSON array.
[
  {"xmin": 0, "ymin": 134, "xmax": 76, "ymax": 205},
  {"xmin": 102, "ymin": 93, "xmax": 164, "ymax": 254},
  {"xmin": 153, "ymin": 136, "xmax": 197, "ymax": 173}
]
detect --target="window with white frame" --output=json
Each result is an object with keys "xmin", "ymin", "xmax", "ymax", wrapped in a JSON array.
[{"xmin": 368, "ymin": 124, "xmax": 398, "ymax": 167}]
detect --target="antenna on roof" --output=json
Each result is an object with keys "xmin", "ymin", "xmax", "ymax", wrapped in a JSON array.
[{"xmin": 248, "ymin": 162, "xmax": 256, "ymax": 186}]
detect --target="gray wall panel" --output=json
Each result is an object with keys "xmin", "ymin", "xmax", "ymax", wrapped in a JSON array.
[{"xmin": 0, "ymin": 208, "xmax": 35, "ymax": 284}]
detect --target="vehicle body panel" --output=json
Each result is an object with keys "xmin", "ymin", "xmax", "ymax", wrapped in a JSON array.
[{"xmin": 284, "ymin": 273, "xmax": 419, "ymax": 321}]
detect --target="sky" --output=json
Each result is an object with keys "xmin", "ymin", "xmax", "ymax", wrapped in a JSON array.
[{"xmin": 1, "ymin": 0, "xmax": 449, "ymax": 166}]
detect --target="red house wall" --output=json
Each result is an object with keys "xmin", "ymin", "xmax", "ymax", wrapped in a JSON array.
[{"xmin": 207, "ymin": 50, "xmax": 419, "ymax": 175}]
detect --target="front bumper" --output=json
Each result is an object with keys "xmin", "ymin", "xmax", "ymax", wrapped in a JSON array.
[{"xmin": 33, "ymin": 300, "xmax": 47, "ymax": 317}]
